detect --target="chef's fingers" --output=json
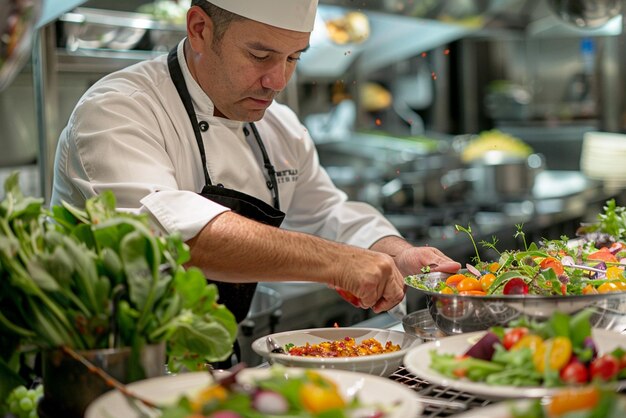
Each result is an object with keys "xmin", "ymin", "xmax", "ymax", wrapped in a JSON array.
[
  {"xmin": 371, "ymin": 274, "xmax": 405, "ymax": 313},
  {"xmin": 429, "ymin": 260, "xmax": 462, "ymax": 273}
]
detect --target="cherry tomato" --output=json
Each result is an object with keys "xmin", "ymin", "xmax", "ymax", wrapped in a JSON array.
[
  {"xmin": 533, "ymin": 337, "xmax": 572, "ymax": 373},
  {"xmin": 503, "ymin": 278, "xmax": 529, "ymax": 295},
  {"xmin": 445, "ymin": 274, "xmax": 468, "ymax": 288},
  {"xmin": 479, "ymin": 273, "xmax": 496, "ymax": 292},
  {"xmin": 457, "ymin": 277, "xmax": 482, "ymax": 292},
  {"xmin": 540, "ymin": 257, "xmax": 564, "ymax": 276},
  {"xmin": 560, "ymin": 361, "xmax": 589, "ymax": 384},
  {"xmin": 590, "ymin": 354, "xmax": 620, "ymax": 381},
  {"xmin": 502, "ymin": 327, "xmax": 529, "ymax": 350},
  {"xmin": 547, "ymin": 387, "xmax": 600, "ymax": 416}
]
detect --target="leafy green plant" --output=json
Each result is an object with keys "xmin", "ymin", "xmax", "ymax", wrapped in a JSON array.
[{"xmin": 0, "ymin": 173, "xmax": 237, "ymax": 401}]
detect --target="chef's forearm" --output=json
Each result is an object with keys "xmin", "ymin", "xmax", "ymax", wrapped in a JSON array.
[
  {"xmin": 186, "ymin": 211, "xmax": 355, "ymax": 284},
  {"xmin": 369, "ymin": 235, "xmax": 413, "ymax": 257}
]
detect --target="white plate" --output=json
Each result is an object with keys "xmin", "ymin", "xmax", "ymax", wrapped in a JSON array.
[
  {"xmin": 450, "ymin": 400, "xmax": 531, "ymax": 418},
  {"xmin": 252, "ymin": 327, "xmax": 419, "ymax": 377},
  {"xmin": 404, "ymin": 328, "xmax": 626, "ymax": 399},
  {"xmin": 85, "ymin": 367, "xmax": 422, "ymax": 418}
]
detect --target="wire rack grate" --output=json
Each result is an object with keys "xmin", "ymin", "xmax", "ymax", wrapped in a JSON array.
[{"xmin": 388, "ymin": 366, "xmax": 494, "ymax": 417}]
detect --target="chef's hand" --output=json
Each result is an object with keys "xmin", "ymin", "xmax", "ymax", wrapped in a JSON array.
[
  {"xmin": 394, "ymin": 246, "xmax": 461, "ymax": 277},
  {"xmin": 334, "ymin": 250, "xmax": 405, "ymax": 313}
]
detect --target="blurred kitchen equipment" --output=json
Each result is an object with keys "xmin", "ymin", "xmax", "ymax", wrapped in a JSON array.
[
  {"xmin": 391, "ymin": 64, "xmax": 434, "ymax": 136},
  {"xmin": 359, "ymin": 82, "xmax": 392, "ymax": 113},
  {"xmin": 547, "ymin": 0, "xmax": 621, "ymax": 28},
  {"xmin": 455, "ymin": 130, "xmax": 543, "ymax": 204},
  {"xmin": 464, "ymin": 151, "xmax": 545, "ymax": 204},
  {"xmin": 581, "ymin": 131, "xmax": 626, "ymax": 190},
  {"xmin": 484, "ymin": 81, "xmax": 532, "ymax": 121},
  {"xmin": 238, "ymin": 285, "xmax": 282, "ymax": 367},
  {"xmin": 325, "ymin": 10, "xmax": 370, "ymax": 44},
  {"xmin": 137, "ymin": 0, "xmax": 187, "ymax": 52},
  {"xmin": 402, "ymin": 309, "xmax": 447, "ymax": 341},
  {"xmin": 0, "ymin": 0, "xmax": 42, "ymax": 91},
  {"xmin": 305, "ymin": 99, "xmax": 357, "ymax": 144},
  {"xmin": 60, "ymin": 8, "xmax": 152, "ymax": 51},
  {"xmin": 385, "ymin": 0, "xmax": 491, "ymax": 25},
  {"xmin": 149, "ymin": 24, "xmax": 186, "ymax": 52}
]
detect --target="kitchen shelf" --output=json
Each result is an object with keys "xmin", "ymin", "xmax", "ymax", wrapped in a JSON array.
[{"xmin": 56, "ymin": 48, "xmax": 158, "ymax": 73}]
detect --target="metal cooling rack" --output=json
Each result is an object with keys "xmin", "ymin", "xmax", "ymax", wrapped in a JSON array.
[{"xmin": 388, "ymin": 366, "xmax": 494, "ymax": 417}]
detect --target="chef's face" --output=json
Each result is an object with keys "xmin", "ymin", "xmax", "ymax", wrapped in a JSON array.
[{"xmin": 187, "ymin": 8, "xmax": 310, "ymax": 121}]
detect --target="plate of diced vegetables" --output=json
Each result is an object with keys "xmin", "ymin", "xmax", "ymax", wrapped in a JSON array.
[
  {"xmin": 85, "ymin": 366, "xmax": 421, "ymax": 418},
  {"xmin": 450, "ymin": 386, "xmax": 626, "ymax": 417},
  {"xmin": 403, "ymin": 310, "xmax": 626, "ymax": 399}
]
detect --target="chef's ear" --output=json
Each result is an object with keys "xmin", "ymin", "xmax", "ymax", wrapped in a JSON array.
[{"xmin": 187, "ymin": 5, "xmax": 214, "ymax": 52}]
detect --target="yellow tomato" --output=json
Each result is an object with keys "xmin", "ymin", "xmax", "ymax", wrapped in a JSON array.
[
  {"xmin": 597, "ymin": 282, "xmax": 621, "ymax": 293},
  {"xmin": 300, "ymin": 382, "xmax": 345, "ymax": 413},
  {"xmin": 533, "ymin": 336, "xmax": 572, "ymax": 373},
  {"xmin": 191, "ymin": 384, "xmax": 228, "ymax": 412},
  {"xmin": 606, "ymin": 266, "xmax": 623, "ymax": 280},
  {"xmin": 615, "ymin": 281, "xmax": 626, "ymax": 291},
  {"xmin": 441, "ymin": 286, "xmax": 455, "ymax": 294},
  {"xmin": 511, "ymin": 334, "xmax": 544, "ymax": 353},
  {"xmin": 457, "ymin": 277, "xmax": 482, "ymax": 292},
  {"xmin": 479, "ymin": 273, "xmax": 496, "ymax": 292},
  {"xmin": 488, "ymin": 262, "xmax": 500, "ymax": 273}
]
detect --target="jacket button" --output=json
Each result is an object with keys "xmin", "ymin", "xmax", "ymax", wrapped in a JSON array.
[{"xmin": 199, "ymin": 121, "xmax": 209, "ymax": 132}]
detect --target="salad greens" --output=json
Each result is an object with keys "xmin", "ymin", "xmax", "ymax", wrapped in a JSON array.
[
  {"xmin": 0, "ymin": 173, "xmax": 237, "ymax": 401},
  {"xmin": 577, "ymin": 198, "xmax": 626, "ymax": 244},
  {"xmin": 430, "ymin": 310, "xmax": 626, "ymax": 388},
  {"xmin": 160, "ymin": 366, "xmax": 389, "ymax": 418},
  {"xmin": 407, "ymin": 223, "xmax": 626, "ymax": 296}
]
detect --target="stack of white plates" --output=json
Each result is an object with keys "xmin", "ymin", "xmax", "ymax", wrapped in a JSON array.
[{"xmin": 580, "ymin": 131, "xmax": 626, "ymax": 188}]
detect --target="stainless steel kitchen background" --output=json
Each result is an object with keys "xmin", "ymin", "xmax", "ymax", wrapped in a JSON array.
[{"xmin": 3, "ymin": 0, "xmax": 626, "ymax": 362}]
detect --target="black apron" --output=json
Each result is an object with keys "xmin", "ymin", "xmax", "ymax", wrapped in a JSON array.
[{"xmin": 167, "ymin": 47, "xmax": 285, "ymax": 324}]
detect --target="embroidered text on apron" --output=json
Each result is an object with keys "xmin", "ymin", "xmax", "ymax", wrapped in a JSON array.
[{"xmin": 167, "ymin": 46, "xmax": 285, "ymax": 324}]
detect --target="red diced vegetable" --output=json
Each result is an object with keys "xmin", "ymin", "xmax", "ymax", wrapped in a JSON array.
[{"xmin": 464, "ymin": 331, "xmax": 500, "ymax": 360}]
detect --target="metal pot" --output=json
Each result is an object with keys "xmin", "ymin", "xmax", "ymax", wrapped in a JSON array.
[
  {"xmin": 464, "ymin": 152, "xmax": 545, "ymax": 204},
  {"xmin": 548, "ymin": 0, "xmax": 621, "ymax": 28},
  {"xmin": 39, "ymin": 343, "xmax": 166, "ymax": 418}
]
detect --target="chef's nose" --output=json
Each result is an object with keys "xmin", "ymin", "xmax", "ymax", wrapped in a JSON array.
[{"xmin": 261, "ymin": 62, "xmax": 289, "ymax": 91}]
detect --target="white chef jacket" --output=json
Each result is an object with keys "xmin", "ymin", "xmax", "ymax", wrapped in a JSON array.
[{"xmin": 52, "ymin": 40, "xmax": 401, "ymax": 248}]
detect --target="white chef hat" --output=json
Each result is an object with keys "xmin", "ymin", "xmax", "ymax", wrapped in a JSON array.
[{"xmin": 205, "ymin": 0, "xmax": 318, "ymax": 32}]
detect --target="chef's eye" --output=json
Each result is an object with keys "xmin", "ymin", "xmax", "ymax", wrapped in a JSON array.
[
  {"xmin": 287, "ymin": 55, "xmax": 301, "ymax": 63},
  {"xmin": 250, "ymin": 53, "xmax": 269, "ymax": 62}
]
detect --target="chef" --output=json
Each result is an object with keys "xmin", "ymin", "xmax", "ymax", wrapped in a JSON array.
[{"xmin": 51, "ymin": 0, "xmax": 461, "ymax": 326}]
